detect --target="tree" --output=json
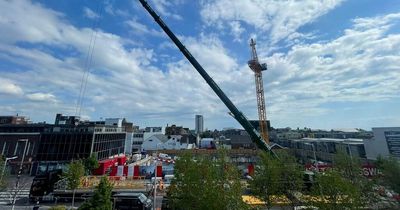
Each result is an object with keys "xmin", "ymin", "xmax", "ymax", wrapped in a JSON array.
[
  {"xmin": 168, "ymin": 150, "xmax": 250, "ymax": 210},
  {"xmin": 64, "ymin": 160, "xmax": 85, "ymax": 209},
  {"xmin": 333, "ymin": 150, "xmax": 375, "ymax": 206},
  {"xmin": 376, "ymin": 156, "xmax": 400, "ymax": 194},
  {"xmin": 79, "ymin": 176, "xmax": 113, "ymax": 210},
  {"xmin": 248, "ymin": 151, "xmax": 303, "ymax": 209},
  {"xmin": 84, "ymin": 154, "xmax": 99, "ymax": 175},
  {"xmin": 311, "ymin": 170, "xmax": 361, "ymax": 210}
]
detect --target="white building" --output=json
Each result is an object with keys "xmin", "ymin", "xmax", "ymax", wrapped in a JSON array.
[
  {"xmin": 132, "ymin": 130, "xmax": 144, "ymax": 152},
  {"xmin": 125, "ymin": 132, "xmax": 133, "ymax": 154},
  {"xmin": 141, "ymin": 134, "xmax": 189, "ymax": 151},
  {"xmin": 195, "ymin": 115, "xmax": 204, "ymax": 134},
  {"xmin": 364, "ymin": 127, "xmax": 400, "ymax": 160},
  {"xmin": 143, "ymin": 127, "xmax": 163, "ymax": 140}
]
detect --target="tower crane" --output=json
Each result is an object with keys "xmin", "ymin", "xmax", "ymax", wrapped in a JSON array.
[
  {"xmin": 248, "ymin": 39, "xmax": 269, "ymax": 144},
  {"xmin": 139, "ymin": 0, "xmax": 282, "ymax": 154}
]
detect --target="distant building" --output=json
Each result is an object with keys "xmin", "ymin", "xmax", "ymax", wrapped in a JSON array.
[
  {"xmin": 105, "ymin": 118, "xmax": 123, "ymax": 127},
  {"xmin": 54, "ymin": 113, "xmax": 79, "ymax": 125},
  {"xmin": 364, "ymin": 127, "xmax": 400, "ymax": 160},
  {"xmin": 141, "ymin": 134, "xmax": 194, "ymax": 150},
  {"xmin": 132, "ymin": 130, "xmax": 145, "ymax": 152},
  {"xmin": 230, "ymin": 135, "xmax": 256, "ymax": 149},
  {"xmin": 0, "ymin": 115, "xmax": 30, "ymax": 125},
  {"xmin": 276, "ymin": 138, "xmax": 366, "ymax": 163},
  {"xmin": 0, "ymin": 124, "xmax": 48, "ymax": 174},
  {"xmin": 34, "ymin": 124, "xmax": 125, "ymax": 175},
  {"xmin": 195, "ymin": 115, "xmax": 204, "ymax": 134},
  {"xmin": 143, "ymin": 127, "xmax": 163, "ymax": 140},
  {"xmin": 165, "ymin": 124, "xmax": 189, "ymax": 135}
]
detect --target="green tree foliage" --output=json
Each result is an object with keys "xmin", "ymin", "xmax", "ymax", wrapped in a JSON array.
[
  {"xmin": 168, "ymin": 150, "xmax": 250, "ymax": 210},
  {"xmin": 376, "ymin": 156, "xmax": 400, "ymax": 194},
  {"xmin": 84, "ymin": 154, "xmax": 99, "ymax": 175},
  {"xmin": 311, "ymin": 170, "xmax": 361, "ymax": 210},
  {"xmin": 48, "ymin": 205, "xmax": 67, "ymax": 210},
  {"xmin": 333, "ymin": 150, "xmax": 375, "ymax": 206},
  {"xmin": 248, "ymin": 151, "xmax": 303, "ymax": 209},
  {"xmin": 79, "ymin": 176, "xmax": 113, "ymax": 210},
  {"xmin": 64, "ymin": 160, "xmax": 85, "ymax": 208}
]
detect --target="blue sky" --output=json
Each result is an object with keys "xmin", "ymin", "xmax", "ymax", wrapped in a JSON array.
[{"xmin": 0, "ymin": 0, "xmax": 399, "ymax": 130}]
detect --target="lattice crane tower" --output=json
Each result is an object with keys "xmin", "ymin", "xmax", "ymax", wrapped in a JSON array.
[{"xmin": 248, "ymin": 38, "xmax": 269, "ymax": 144}]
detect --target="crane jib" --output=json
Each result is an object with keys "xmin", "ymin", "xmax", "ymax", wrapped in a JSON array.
[{"xmin": 138, "ymin": 0, "xmax": 272, "ymax": 153}]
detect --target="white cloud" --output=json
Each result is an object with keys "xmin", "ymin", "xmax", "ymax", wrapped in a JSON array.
[
  {"xmin": 26, "ymin": 92, "xmax": 57, "ymax": 103},
  {"xmin": 125, "ymin": 19, "xmax": 164, "ymax": 37},
  {"xmin": 148, "ymin": 0, "xmax": 183, "ymax": 20},
  {"xmin": 0, "ymin": 79, "xmax": 23, "ymax": 96},
  {"xmin": 229, "ymin": 21, "xmax": 245, "ymax": 42},
  {"xmin": 0, "ymin": 0, "xmax": 399, "ymax": 130},
  {"xmin": 83, "ymin": 7, "xmax": 100, "ymax": 19},
  {"xmin": 200, "ymin": 0, "xmax": 343, "ymax": 44}
]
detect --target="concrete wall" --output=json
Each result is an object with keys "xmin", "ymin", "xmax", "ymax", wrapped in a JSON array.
[{"xmin": 365, "ymin": 127, "xmax": 400, "ymax": 160}]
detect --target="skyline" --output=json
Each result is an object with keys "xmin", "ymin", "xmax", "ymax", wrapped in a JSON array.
[{"xmin": 0, "ymin": 0, "xmax": 400, "ymax": 130}]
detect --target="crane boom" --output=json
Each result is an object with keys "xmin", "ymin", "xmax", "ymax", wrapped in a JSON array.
[
  {"xmin": 138, "ymin": 0, "xmax": 271, "ymax": 152},
  {"xmin": 248, "ymin": 39, "xmax": 269, "ymax": 144}
]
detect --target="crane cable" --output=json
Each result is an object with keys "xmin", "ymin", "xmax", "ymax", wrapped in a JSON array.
[{"xmin": 75, "ymin": 2, "xmax": 104, "ymax": 117}]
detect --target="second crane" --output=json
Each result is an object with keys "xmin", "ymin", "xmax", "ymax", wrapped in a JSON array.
[{"xmin": 248, "ymin": 39, "xmax": 269, "ymax": 144}]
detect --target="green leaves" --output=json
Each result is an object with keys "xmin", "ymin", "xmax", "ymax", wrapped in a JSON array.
[
  {"xmin": 376, "ymin": 156, "xmax": 400, "ymax": 194},
  {"xmin": 168, "ymin": 150, "xmax": 250, "ymax": 210},
  {"xmin": 79, "ymin": 176, "xmax": 113, "ymax": 210},
  {"xmin": 249, "ymin": 151, "xmax": 303, "ymax": 209},
  {"xmin": 64, "ymin": 160, "xmax": 85, "ymax": 190},
  {"xmin": 312, "ymin": 170, "xmax": 361, "ymax": 210},
  {"xmin": 84, "ymin": 154, "xmax": 99, "ymax": 175}
]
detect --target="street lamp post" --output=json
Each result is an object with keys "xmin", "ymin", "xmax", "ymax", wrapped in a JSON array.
[
  {"xmin": 11, "ymin": 139, "xmax": 29, "ymax": 210},
  {"xmin": 153, "ymin": 142, "xmax": 163, "ymax": 210},
  {"xmin": 2, "ymin": 156, "xmax": 18, "ymax": 176},
  {"xmin": 345, "ymin": 141, "xmax": 353, "ymax": 161},
  {"xmin": 1, "ymin": 156, "xmax": 18, "ymax": 184},
  {"xmin": 305, "ymin": 142, "xmax": 318, "ymax": 172}
]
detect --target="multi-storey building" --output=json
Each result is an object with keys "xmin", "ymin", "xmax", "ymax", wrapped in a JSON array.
[
  {"xmin": 364, "ymin": 127, "xmax": 400, "ymax": 160},
  {"xmin": 195, "ymin": 115, "xmax": 204, "ymax": 134},
  {"xmin": 0, "ymin": 124, "xmax": 48, "ymax": 174},
  {"xmin": 0, "ymin": 115, "xmax": 30, "ymax": 125},
  {"xmin": 276, "ymin": 138, "xmax": 367, "ymax": 163}
]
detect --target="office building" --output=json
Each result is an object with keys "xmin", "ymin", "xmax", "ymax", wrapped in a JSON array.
[
  {"xmin": 275, "ymin": 138, "xmax": 366, "ymax": 163},
  {"xmin": 195, "ymin": 115, "xmax": 204, "ymax": 134},
  {"xmin": 0, "ymin": 124, "xmax": 48, "ymax": 174},
  {"xmin": 0, "ymin": 115, "xmax": 30, "ymax": 125},
  {"xmin": 364, "ymin": 127, "xmax": 400, "ymax": 160}
]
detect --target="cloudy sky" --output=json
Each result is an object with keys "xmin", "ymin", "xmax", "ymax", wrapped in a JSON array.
[{"xmin": 0, "ymin": 0, "xmax": 399, "ymax": 130}]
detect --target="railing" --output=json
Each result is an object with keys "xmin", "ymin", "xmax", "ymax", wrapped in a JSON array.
[{"xmin": 54, "ymin": 176, "xmax": 147, "ymax": 190}]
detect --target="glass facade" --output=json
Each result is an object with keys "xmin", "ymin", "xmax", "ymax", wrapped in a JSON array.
[
  {"xmin": 37, "ymin": 132, "xmax": 93, "ymax": 161},
  {"xmin": 93, "ymin": 133, "xmax": 125, "ymax": 160}
]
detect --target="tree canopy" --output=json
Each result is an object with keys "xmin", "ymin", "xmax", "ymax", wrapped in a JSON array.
[
  {"xmin": 79, "ymin": 176, "xmax": 113, "ymax": 210},
  {"xmin": 84, "ymin": 154, "xmax": 99, "ymax": 175},
  {"xmin": 248, "ymin": 151, "xmax": 303, "ymax": 209},
  {"xmin": 168, "ymin": 150, "xmax": 250, "ymax": 210},
  {"xmin": 376, "ymin": 156, "xmax": 400, "ymax": 194}
]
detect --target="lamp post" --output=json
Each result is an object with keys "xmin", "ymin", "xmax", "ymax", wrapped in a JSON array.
[
  {"xmin": 153, "ymin": 142, "xmax": 163, "ymax": 210},
  {"xmin": 305, "ymin": 142, "xmax": 318, "ymax": 172},
  {"xmin": 345, "ymin": 141, "xmax": 353, "ymax": 161},
  {"xmin": 1, "ymin": 156, "xmax": 18, "ymax": 183},
  {"xmin": 11, "ymin": 139, "xmax": 28, "ymax": 210}
]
